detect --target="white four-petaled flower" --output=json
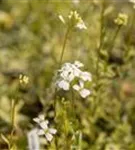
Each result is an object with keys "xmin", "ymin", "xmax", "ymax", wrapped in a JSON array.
[
  {"xmin": 57, "ymin": 80, "xmax": 70, "ymax": 91},
  {"xmin": 33, "ymin": 115, "xmax": 57, "ymax": 142},
  {"xmin": 80, "ymin": 71, "xmax": 92, "ymax": 82},
  {"xmin": 73, "ymin": 80, "xmax": 91, "ymax": 98}
]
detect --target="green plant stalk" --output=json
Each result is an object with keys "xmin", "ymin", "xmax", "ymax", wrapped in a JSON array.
[
  {"xmin": 94, "ymin": 2, "xmax": 122, "ymax": 114},
  {"xmin": 9, "ymin": 99, "xmax": 16, "ymax": 150},
  {"xmin": 54, "ymin": 89, "xmax": 58, "ymax": 120},
  {"xmin": 78, "ymin": 131, "xmax": 82, "ymax": 150},
  {"xmin": 59, "ymin": 25, "xmax": 71, "ymax": 67},
  {"xmin": 107, "ymin": 25, "xmax": 122, "ymax": 77},
  {"xmin": 92, "ymin": 0, "xmax": 105, "ymax": 115},
  {"xmin": 11, "ymin": 99, "xmax": 16, "ymax": 129},
  {"xmin": 54, "ymin": 25, "xmax": 71, "ymax": 149},
  {"xmin": 53, "ymin": 91, "xmax": 59, "ymax": 150},
  {"xmin": 71, "ymin": 88, "xmax": 75, "ymax": 120},
  {"xmin": 54, "ymin": 136, "xmax": 58, "ymax": 150},
  {"xmin": 108, "ymin": 25, "xmax": 122, "ymax": 53},
  {"xmin": 63, "ymin": 106, "xmax": 69, "ymax": 150},
  {"xmin": 96, "ymin": 0, "xmax": 105, "ymax": 84},
  {"xmin": 125, "ymin": 13, "xmax": 135, "ymax": 62}
]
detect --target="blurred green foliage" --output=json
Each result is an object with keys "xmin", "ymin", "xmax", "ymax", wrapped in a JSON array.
[{"xmin": 0, "ymin": 0, "xmax": 135, "ymax": 149}]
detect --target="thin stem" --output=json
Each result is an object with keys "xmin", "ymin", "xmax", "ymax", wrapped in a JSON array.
[
  {"xmin": 108, "ymin": 25, "xmax": 122, "ymax": 53},
  {"xmin": 63, "ymin": 104, "xmax": 69, "ymax": 150},
  {"xmin": 11, "ymin": 99, "xmax": 16, "ymax": 128},
  {"xmin": 54, "ymin": 89, "xmax": 57, "ymax": 120},
  {"xmin": 93, "ymin": 0, "xmax": 105, "ymax": 115},
  {"xmin": 96, "ymin": 0, "xmax": 105, "ymax": 82},
  {"xmin": 54, "ymin": 134, "xmax": 59, "ymax": 150},
  {"xmin": 78, "ymin": 131, "xmax": 82, "ymax": 150},
  {"xmin": 53, "ymin": 89, "xmax": 59, "ymax": 150},
  {"xmin": 59, "ymin": 26, "xmax": 71, "ymax": 67},
  {"xmin": 125, "ymin": 13, "xmax": 135, "ymax": 62},
  {"xmin": 10, "ymin": 99, "xmax": 16, "ymax": 150},
  {"xmin": 54, "ymin": 26, "xmax": 71, "ymax": 149},
  {"xmin": 71, "ymin": 88, "xmax": 75, "ymax": 118}
]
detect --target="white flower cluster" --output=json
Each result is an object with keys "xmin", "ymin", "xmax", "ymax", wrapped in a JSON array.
[
  {"xmin": 56, "ymin": 61, "xmax": 92, "ymax": 98},
  {"xmin": 33, "ymin": 115, "xmax": 57, "ymax": 142},
  {"xmin": 59, "ymin": 10, "xmax": 87, "ymax": 30}
]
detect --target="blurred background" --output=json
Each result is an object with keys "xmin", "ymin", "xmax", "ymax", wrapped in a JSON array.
[{"xmin": 0, "ymin": 0, "xmax": 135, "ymax": 149}]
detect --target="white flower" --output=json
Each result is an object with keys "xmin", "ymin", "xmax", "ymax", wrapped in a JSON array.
[
  {"xmin": 33, "ymin": 114, "xmax": 45, "ymax": 123},
  {"xmin": 76, "ymin": 20, "xmax": 87, "ymax": 30},
  {"xmin": 60, "ymin": 64, "xmax": 75, "ymax": 81},
  {"xmin": 80, "ymin": 71, "xmax": 92, "ymax": 81},
  {"xmin": 37, "ymin": 127, "xmax": 57, "ymax": 142},
  {"xmin": 68, "ymin": 11, "xmax": 87, "ymax": 30},
  {"xmin": 33, "ymin": 115, "xmax": 57, "ymax": 142},
  {"xmin": 57, "ymin": 80, "xmax": 70, "ymax": 91},
  {"xmin": 74, "ymin": 61, "xmax": 84, "ymax": 68},
  {"xmin": 79, "ymin": 89, "xmax": 91, "ymax": 98},
  {"xmin": 59, "ymin": 11, "xmax": 87, "ymax": 30},
  {"xmin": 27, "ymin": 128, "xmax": 40, "ymax": 150},
  {"xmin": 56, "ymin": 62, "xmax": 81, "ymax": 90},
  {"xmin": 56, "ymin": 61, "xmax": 92, "ymax": 95},
  {"xmin": 73, "ymin": 81, "xmax": 91, "ymax": 98},
  {"xmin": 33, "ymin": 115, "xmax": 49, "ymax": 130}
]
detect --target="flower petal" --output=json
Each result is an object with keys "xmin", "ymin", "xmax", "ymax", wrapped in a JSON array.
[
  {"xmin": 79, "ymin": 80, "xmax": 84, "ymax": 88},
  {"xmin": 73, "ymin": 84, "xmax": 80, "ymax": 91},
  {"xmin": 38, "ymin": 114, "xmax": 45, "ymax": 121},
  {"xmin": 58, "ymin": 80, "xmax": 70, "ymax": 91},
  {"xmin": 33, "ymin": 117, "xmax": 40, "ymax": 123},
  {"xmin": 76, "ymin": 21, "xmax": 87, "ymax": 30},
  {"xmin": 45, "ymin": 133, "xmax": 53, "ymax": 142},
  {"xmin": 80, "ymin": 89, "xmax": 91, "ymax": 98},
  {"xmin": 80, "ymin": 72, "xmax": 92, "ymax": 81},
  {"xmin": 27, "ymin": 128, "xmax": 40, "ymax": 150},
  {"xmin": 74, "ymin": 61, "xmax": 84, "ymax": 68},
  {"xmin": 40, "ymin": 121, "xmax": 49, "ymax": 130},
  {"xmin": 37, "ymin": 129, "xmax": 45, "ymax": 136},
  {"xmin": 49, "ymin": 128, "xmax": 57, "ymax": 134}
]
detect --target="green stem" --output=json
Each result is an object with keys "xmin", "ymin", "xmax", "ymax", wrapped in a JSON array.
[
  {"xmin": 59, "ymin": 26, "xmax": 71, "ymax": 67},
  {"xmin": 93, "ymin": 0, "xmax": 105, "ymax": 115},
  {"xmin": 54, "ymin": 25, "xmax": 71, "ymax": 149},
  {"xmin": 108, "ymin": 25, "xmax": 122, "ymax": 53},
  {"xmin": 125, "ymin": 13, "xmax": 135, "ymax": 62},
  {"xmin": 71, "ymin": 88, "xmax": 75, "ymax": 118},
  {"xmin": 54, "ymin": 134, "xmax": 59, "ymax": 150},
  {"xmin": 63, "ymin": 104, "xmax": 69, "ymax": 150},
  {"xmin": 53, "ymin": 89, "xmax": 59, "ymax": 150},
  {"xmin": 54, "ymin": 89, "xmax": 57, "ymax": 120},
  {"xmin": 96, "ymin": 0, "xmax": 105, "ymax": 83},
  {"xmin": 11, "ymin": 99, "xmax": 16, "ymax": 128},
  {"xmin": 10, "ymin": 99, "xmax": 16, "ymax": 150},
  {"xmin": 78, "ymin": 131, "xmax": 82, "ymax": 150}
]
